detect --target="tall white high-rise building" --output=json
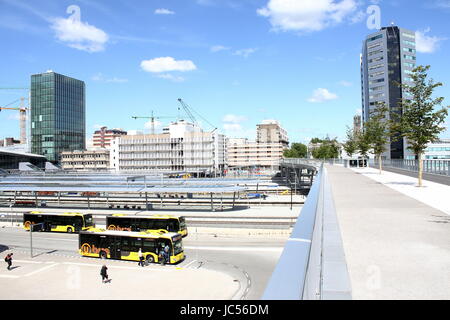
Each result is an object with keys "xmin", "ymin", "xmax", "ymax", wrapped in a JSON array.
[{"xmin": 361, "ymin": 25, "xmax": 416, "ymax": 159}]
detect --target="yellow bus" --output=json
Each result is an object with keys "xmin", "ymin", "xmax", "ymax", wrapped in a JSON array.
[
  {"xmin": 106, "ymin": 214, "xmax": 188, "ymax": 237},
  {"xmin": 79, "ymin": 229, "xmax": 185, "ymax": 264},
  {"xmin": 23, "ymin": 211, "xmax": 94, "ymax": 233}
]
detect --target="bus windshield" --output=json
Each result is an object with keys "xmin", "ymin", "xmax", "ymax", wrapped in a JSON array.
[
  {"xmin": 173, "ymin": 238, "xmax": 183, "ymax": 256},
  {"xmin": 178, "ymin": 217, "xmax": 186, "ymax": 230},
  {"xmin": 84, "ymin": 214, "xmax": 94, "ymax": 227}
]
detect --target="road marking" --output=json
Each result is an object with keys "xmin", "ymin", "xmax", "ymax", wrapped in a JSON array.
[
  {"xmin": 184, "ymin": 246, "xmax": 283, "ymax": 252},
  {"xmin": 24, "ymin": 263, "xmax": 59, "ymax": 277},
  {"xmin": 183, "ymin": 260, "xmax": 198, "ymax": 268}
]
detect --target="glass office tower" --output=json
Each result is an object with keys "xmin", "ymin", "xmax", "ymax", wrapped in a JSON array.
[
  {"xmin": 361, "ymin": 25, "xmax": 416, "ymax": 159},
  {"xmin": 30, "ymin": 71, "xmax": 85, "ymax": 163}
]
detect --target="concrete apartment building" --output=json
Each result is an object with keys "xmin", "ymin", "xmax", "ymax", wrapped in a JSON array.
[
  {"xmin": 110, "ymin": 120, "xmax": 226, "ymax": 175},
  {"xmin": 361, "ymin": 25, "xmax": 416, "ymax": 159},
  {"xmin": 227, "ymin": 120, "xmax": 288, "ymax": 170},
  {"xmin": 60, "ymin": 149, "xmax": 110, "ymax": 171},
  {"xmin": 93, "ymin": 126, "xmax": 127, "ymax": 149}
]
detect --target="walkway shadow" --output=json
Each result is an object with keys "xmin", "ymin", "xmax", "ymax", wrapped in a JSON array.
[{"xmin": 0, "ymin": 245, "xmax": 10, "ymax": 253}]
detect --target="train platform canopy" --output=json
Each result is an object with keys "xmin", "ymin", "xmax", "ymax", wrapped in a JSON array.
[{"xmin": 0, "ymin": 184, "xmax": 247, "ymax": 194}]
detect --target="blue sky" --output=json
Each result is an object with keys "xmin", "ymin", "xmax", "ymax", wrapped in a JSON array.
[{"xmin": 1, "ymin": 0, "xmax": 449, "ymax": 145}]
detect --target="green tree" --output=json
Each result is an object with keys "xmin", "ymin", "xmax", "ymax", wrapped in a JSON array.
[
  {"xmin": 365, "ymin": 102, "xmax": 391, "ymax": 173},
  {"xmin": 393, "ymin": 65, "xmax": 449, "ymax": 186},
  {"xmin": 283, "ymin": 143, "xmax": 307, "ymax": 158},
  {"xmin": 311, "ymin": 137, "xmax": 340, "ymax": 159},
  {"xmin": 342, "ymin": 126, "xmax": 358, "ymax": 157},
  {"xmin": 355, "ymin": 128, "xmax": 371, "ymax": 160}
]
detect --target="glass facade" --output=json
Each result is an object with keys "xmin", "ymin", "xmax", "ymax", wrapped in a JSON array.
[{"xmin": 31, "ymin": 72, "xmax": 85, "ymax": 163}]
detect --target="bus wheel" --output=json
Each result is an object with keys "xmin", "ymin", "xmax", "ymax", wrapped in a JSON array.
[
  {"xmin": 100, "ymin": 251, "xmax": 107, "ymax": 259},
  {"xmin": 67, "ymin": 227, "xmax": 73, "ymax": 233},
  {"xmin": 146, "ymin": 255, "xmax": 154, "ymax": 264}
]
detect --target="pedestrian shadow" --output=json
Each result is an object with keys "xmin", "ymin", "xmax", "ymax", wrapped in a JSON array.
[
  {"xmin": 9, "ymin": 266, "xmax": 20, "ymax": 271},
  {"xmin": 103, "ymin": 279, "xmax": 112, "ymax": 284}
]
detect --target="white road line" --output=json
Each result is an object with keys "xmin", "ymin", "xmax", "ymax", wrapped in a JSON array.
[
  {"xmin": 183, "ymin": 260, "xmax": 198, "ymax": 268},
  {"xmin": 24, "ymin": 263, "xmax": 59, "ymax": 277},
  {"xmin": 184, "ymin": 246, "xmax": 283, "ymax": 252}
]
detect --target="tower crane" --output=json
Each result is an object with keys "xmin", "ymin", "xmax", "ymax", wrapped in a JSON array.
[
  {"xmin": 131, "ymin": 110, "xmax": 177, "ymax": 134},
  {"xmin": 177, "ymin": 98, "xmax": 217, "ymax": 132},
  {"xmin": 0, "ymin": 97, "xmax": 28, "ymax": 144}
]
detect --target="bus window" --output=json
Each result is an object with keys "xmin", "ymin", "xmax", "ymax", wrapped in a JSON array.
[
  {"xmin": 167, "ymin": 220, "xmax": 177, "ymax": 232},
  {"xmin": 74, "ymin": 216, "xmax": 83, "ymax": 230},
  {"xmin": 143, "ymin": 239, "xmax": 156, "ymax": 252},
  {"xmin": 131, "ymin": 238, "xmax": 142, "ymax": 250},
  {"xmin": 154, "ymin": 220, "xmax": 167, "ymax": 230},
  {"xmin": 121, "ymin": 237, "xmax": 133, "ymax": 252}
]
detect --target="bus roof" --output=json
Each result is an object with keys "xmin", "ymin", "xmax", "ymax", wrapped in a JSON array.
[
  {"xmin": 28, "ymin": 211, "xmax": 89, "ymax": 217},
  {"xmin": 79, "ymin": 229, "xmax": 181, "ymax": 239},
  {"xmin": 109, "ymin": 214, "xmax": 183, "ymax": 220}
]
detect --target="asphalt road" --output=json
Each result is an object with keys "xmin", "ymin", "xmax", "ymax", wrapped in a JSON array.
[{"xmin": 0, "ymin": 227, "xmax": 286, "ymax": 300}]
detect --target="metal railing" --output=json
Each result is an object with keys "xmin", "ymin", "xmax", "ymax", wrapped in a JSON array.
[
  {"xmin": 262, "ymin": 163, "xmax": 351, "ymax": 300},
  {"xmin": 370, "ymin": 159, "xmax": 450, "ymax": 176}
]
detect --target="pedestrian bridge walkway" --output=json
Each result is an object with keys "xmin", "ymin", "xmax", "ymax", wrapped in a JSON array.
[{"xmin": 326, "ymin": 164, "xmax": 450, "ymax": 299}]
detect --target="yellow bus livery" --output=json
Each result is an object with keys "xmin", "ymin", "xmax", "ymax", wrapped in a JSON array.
[
  {"xmin": 78, "ymin": 229, "xmax": 185, "ymax": 265},
  {"xmin": 106, "ymin": 214, "xmax": 188, "ymax": 237},
  {"xmin": 23, "ymin": 211, "xmax": 95, "ymax": 233}
]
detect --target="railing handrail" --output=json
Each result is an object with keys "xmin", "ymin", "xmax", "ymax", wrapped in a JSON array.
[{"xmin": 262, "ymin": 162, "xmax": 351, "ymax": 300}]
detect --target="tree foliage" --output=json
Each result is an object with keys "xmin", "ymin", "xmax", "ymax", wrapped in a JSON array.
[
  {"xmin": 342, "ymin": 126, "xmax": 358, "ymax": 157},
  {"xmin": 311, "ymin": 137, "xmax": 340, "ymax": 159},
  {"xmin": 393, "ymin": 65, "xmax": 449, "ymax": 186},
  {"xmin": 283, "ymin": 143, "xmax": 307, "ymax": 158}
]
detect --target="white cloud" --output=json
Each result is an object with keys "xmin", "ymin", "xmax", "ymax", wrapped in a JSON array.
[
  {"xmin": 233, "ymin": 48, "xmax": 258, "ymax": 58},
  {"xmin": 338, "ymin": 80, "xmax": 352, "ymax": 87},
  {"xmin": 222, "ymin": 113, "xmax": 249, "ymax": 135},
  {"xmin": 50, "ymin": 13, "xmax": 108, "ymax": 52},
  {"xmin": 144, "ymin": 120, "xmax": 162, "ymax": 131},
  {"xmin": 307, "ymin": 88, "xmax": 338, "ymax": 103},
  {"xmin": 415, "ymin": 28, "xmax": 446, "ymax": 53},
  {"xmin": 223, "ymin": 114, "xmax": 247, "ymax": 123},
  {"xmin": 257, "ymin": 0, "xmax": 358, "ymax": 33},
  {"xmin": 92, "ymin": 73, "xmax": 128, "ymax": 83},
  {"xmin": 156, "ymin": 73, "xmax": 185, "ymax": 82},
  {"xmin": 154, "ymin": 8, "xmax": 175, "ymax": 15},
  {"xmin": 210, "ymin": 45, "xmax": 231, "ymax": 52},
  {"xmin": 223, "ymin": 123, "xmax": 243, "ymax": 132},
  {"xmin": 140, "ymin": 57, "xmax": 197, "ymax": 73}
]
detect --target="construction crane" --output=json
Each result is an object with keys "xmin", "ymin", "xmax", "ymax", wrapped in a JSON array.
[
  {"xmin": 132, "ymin": 110, "xmax": 177, "ymax": 134},
  {"xmin": 0, "ymin": 97, "xmax": 28, "ymax": 144},
  {"xmin": 177, "ymin": 98, "xmax": 217, "ymax": 132}
]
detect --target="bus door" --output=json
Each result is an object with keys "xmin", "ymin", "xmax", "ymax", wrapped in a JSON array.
[{"xmin": 109, "ymin": 236, "xmax": 122, "ymax": 259}]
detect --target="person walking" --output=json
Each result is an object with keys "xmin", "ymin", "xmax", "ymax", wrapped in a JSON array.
[
  {"xmin": 4, "ymin": 253, "xmax": 13, "ymax": 271},
  {"xmin": 100, "ymin": 265, "xmax": 109, "ymax": 283},
  {"xmin": 138, "ymin": 248, "xmax": 144, "ymax": 267}
]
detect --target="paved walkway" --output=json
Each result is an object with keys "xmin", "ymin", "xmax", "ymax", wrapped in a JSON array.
[
  {"xmin": 0, "ymin": 251, "xmax": 238, "ymax": 300},
  {"xmin": 326, "ymin": 165, "xmax": 450, "ymax": 300},
  {"xmin": 352, "ymin": 166, "xmax": 450, "ymax": 215}
]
